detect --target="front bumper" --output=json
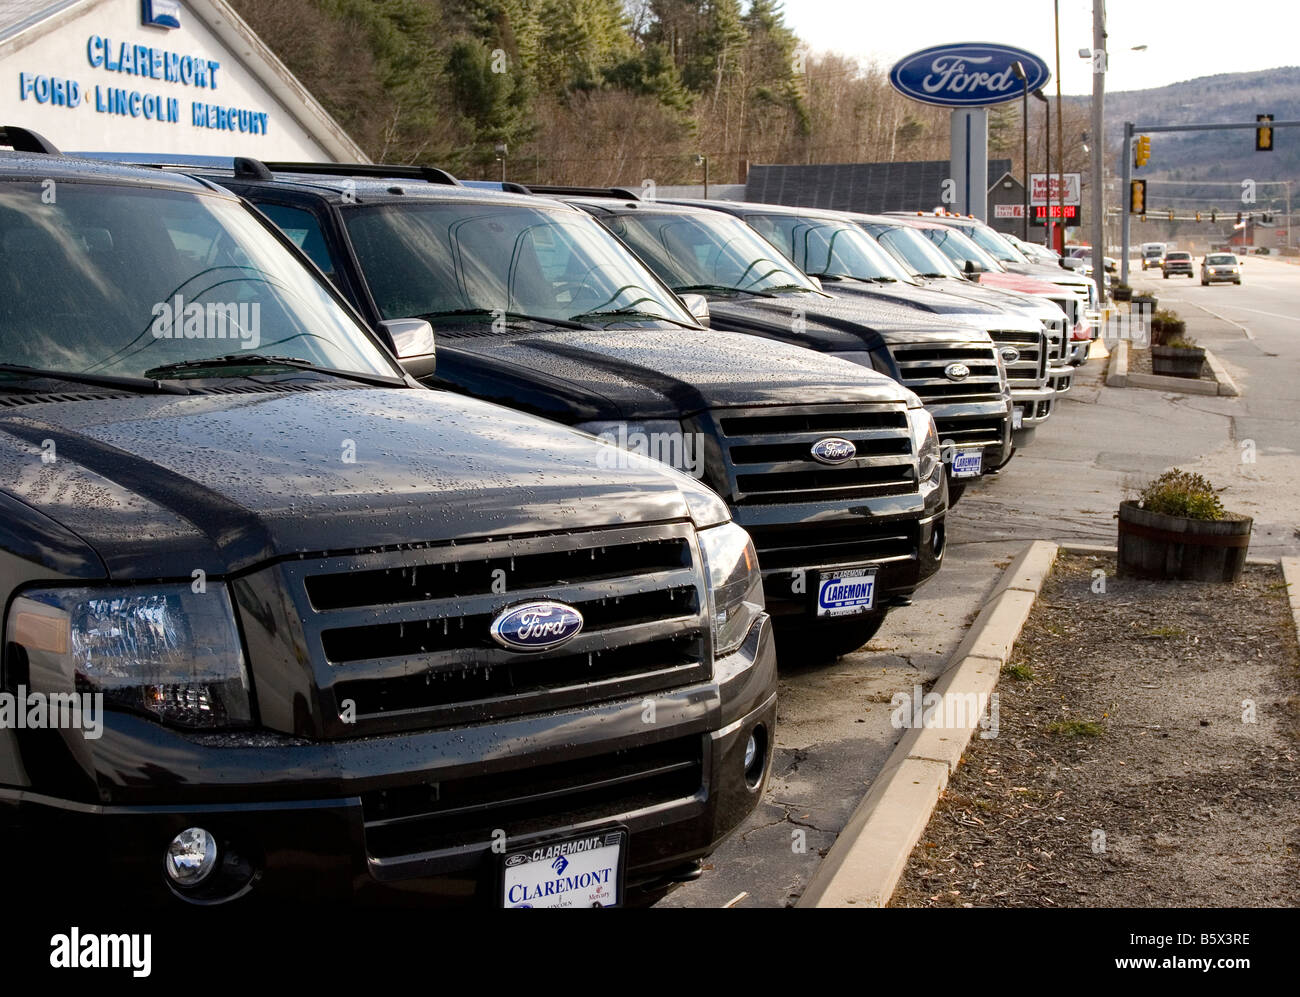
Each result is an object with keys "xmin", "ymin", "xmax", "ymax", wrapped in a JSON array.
[
  {"xmin": 1202, "ymin": 271, "xmax": 1240, "ymax": 283},
  {"xmin": 0, "ymin": 618, "xmax": 778, "ymax": 907},
  {"xmin": 1049, "ymin": 363, "xmax": 1075, "ymax": 393},
  {"xmin": 1011, "ymin": 384, "xmax": 1055, "ymax": 438}
]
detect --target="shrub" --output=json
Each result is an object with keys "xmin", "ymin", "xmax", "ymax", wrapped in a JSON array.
[
  {"xmin": 1139, "ymin": 468, "xmax": 1226, "ymax": 521},
  {"xmin": 1149, "ymin": 308, "xmax": 1186, "ymax": 346}
]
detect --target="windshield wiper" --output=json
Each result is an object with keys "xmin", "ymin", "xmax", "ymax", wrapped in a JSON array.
[
  {"xmin": 0, "ymin": 363, "xmax": 190, "ymax": 395},
  {"xmin": 567, "ymin": 308, "xmax": 699, "ymax": 329},
  {"xmin": 142, "ymin": 354, "xmax": 403, "ymax": 387},
  {"xmin": 673, "ymin": 283, "xmax": 775, "ymax": 299},
  {"xmin": 763, "ymin": 283, "xmax": 824, "ymax": 294},
  {"xmin": 416, "ymin": 308, "xmax": 592, "ymax": 331}
]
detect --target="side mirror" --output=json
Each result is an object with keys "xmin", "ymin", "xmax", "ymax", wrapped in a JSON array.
[
  {"xmin": 1059, "ymin": 256, "xmax": 1084, "ymax": 270},
  {"xmin": 380, "ymin": 318, "xmax": 436, "ymax": 378},
  {"xmin": 963, "ymin": 259, "xmax": 984, "ymax": 280},
  {"xmin": 678, "ymin": 292, "xmax": 711, "ymax": 326}
]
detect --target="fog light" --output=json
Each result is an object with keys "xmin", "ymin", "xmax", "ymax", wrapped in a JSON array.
[
  {"xmin": 165, "ymin": 827, "xmax": 217, "ymax": 886},
  {"xmin": 743, "ymin": 725, "xmax": 767, "ymax": 788}
]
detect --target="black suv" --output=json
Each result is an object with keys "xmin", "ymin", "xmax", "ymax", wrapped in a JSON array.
[
  {"xmin": 196, "ymin": 161, "xmax": 948, "ymax": 657},
  {"xmin": 541, "ymin": 190, "xmax": 1014, "ymax": 500},
  {"xmin": 0, "ymin": 130, "xmax": 777, "ymax": 907}
]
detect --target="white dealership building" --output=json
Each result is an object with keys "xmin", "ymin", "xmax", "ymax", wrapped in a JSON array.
[{"xmin": 1, "ymin": 0, "xmax": 364, "ymax": 160}]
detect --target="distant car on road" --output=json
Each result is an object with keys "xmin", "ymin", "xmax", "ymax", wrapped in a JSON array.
[
  {"xmin": 1162, "ymin": 251, "xmax": 1194, "ymax": 278},
  {"xmin": 1140, "ymin": 242, "xmax": 1166, "ymax": 270},
  {"xmin": 1201, "ymin": 252, "xmax": 1242, "ymax": 285}
]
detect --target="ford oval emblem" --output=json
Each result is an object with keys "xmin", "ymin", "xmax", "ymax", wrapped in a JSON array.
[
  {"xmin": 944, "ymin": 362, "xmax": 971, "ymax": 381},
  {"xmin": 810, "ymin": 437, "xmax": 857, "ymax": 465},
  {"xmin": 999, "ymin": 347, "xmax": 1021, "ymax": 365},
  {"xmin": 490, "ymin": 601, "xmax": 584, "ymax": 652},
  {"xmin": 889, "ymin": 43, "xmax": 1052, "ymax": 107}
]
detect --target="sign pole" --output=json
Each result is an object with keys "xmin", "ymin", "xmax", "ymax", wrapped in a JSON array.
[
  {"xmin": 1090, "ymin": 0, "xmax": 1106, "ymax": 301},
  {"xmin": 950, "ymin": 108, "xmax": 989, "ymax": 221}
]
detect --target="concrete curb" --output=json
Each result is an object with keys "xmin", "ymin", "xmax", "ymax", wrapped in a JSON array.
[
  {"xmin": 1111, "ymin": 345, "xmax": 1237, "ymax": 397},
  {"xmin": 1104, "ymin": 339, "xmax": 1129, "ymax": 387},
  {"xmin": 1204, "ymin": 348, "xmax": 1241, "ymax": 397},
  {"xmin": 795, "ymin": 540, "xmax": 1059, "ymax": 909},
  {"xmin": 1282, "ymin": 558, "xmax": 1300, "ymax": 650}
]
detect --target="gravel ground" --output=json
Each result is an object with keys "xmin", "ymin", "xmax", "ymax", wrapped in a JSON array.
[{"xmin": 892, "ymin": 552, "xmax": 1300, "ymax": 908}]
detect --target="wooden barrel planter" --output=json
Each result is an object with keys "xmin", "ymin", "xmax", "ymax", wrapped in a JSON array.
[
  {"xmin": 1117, "ymin": 501, "xmax": 1252, "ymax": 582},
  {"xmin": 1151, "ymin": 344, "xmax": 1206, "ymax": 378}
]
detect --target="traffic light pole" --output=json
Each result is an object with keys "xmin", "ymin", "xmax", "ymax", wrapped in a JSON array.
[
  {"xmin": 1120, "ymin": 117, "xmax": 1300, "ymax": 282},
  {"xmin": 1121, "ymin": 121, "xmax": 1133, "ymax": 284}
]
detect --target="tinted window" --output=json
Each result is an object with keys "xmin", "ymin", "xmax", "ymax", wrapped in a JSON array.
[
  {"xmin": 746, "ymin": 215, "xmax": 909, "ymax": 281},
  {"xmin": 255, "ymin": 202, "xmax": 336, "ymax": 276},
  {"xmin": 0, "ymin": 181, "xmax": 395, "ymax": 379},
  {"xmin": 343, "ymin": 200, "xmax": 694, "ymax": 326}
]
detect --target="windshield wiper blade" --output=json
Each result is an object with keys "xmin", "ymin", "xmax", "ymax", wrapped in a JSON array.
[
  {"xmin": 0, "ymin": 363, "xmax": 190, "ymax": 395},
  {"xmin": 763, "ymin": 283, "xmax": 823, "ymax": 294},
  {"xmin": 673, "ymin": 284, "xmax": 775, "ymax": 298},
  {"xmin": 567, "ymin": 308, "xmax": 699, "ymax": 329},
  {"xmin": 416, "ymin": 309, "xmax": 591, "ymax": 331},
  {"xmin": 142, "ymin": 354, "xmax": 402, "ymax": 388}
]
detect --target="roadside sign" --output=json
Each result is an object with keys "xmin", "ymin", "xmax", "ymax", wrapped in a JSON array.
[
  {"xmin": 994, "ymin": 204, "xmax": 1024, "ymax": 218},
  {"xmin": 1030, "ymin": 173, "xmax": 1081, "ymax": 206}
]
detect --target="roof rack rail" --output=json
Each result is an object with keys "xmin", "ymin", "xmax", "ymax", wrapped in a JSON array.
[
  {"xmin": 525, "ymin": 184, "xmax": 641, "ymax": 200},
  {"xmin": 0, "ymin": 126, "xmax": 61, "ymax": 155},
  {"xmin": 260, "ymin": 161, "xmax": 461, "ymax": 186}
]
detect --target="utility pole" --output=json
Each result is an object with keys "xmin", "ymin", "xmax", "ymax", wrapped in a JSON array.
[
  {"xmin": 1054, "ymin": 0, "xmax": 1064, "ymax": 254},
  {"xmin": 1090, "ymin": 0, "xmax": 1106, "ymax": 300}
]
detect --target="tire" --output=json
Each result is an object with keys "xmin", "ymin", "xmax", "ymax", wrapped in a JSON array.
[
  {"xmin": 1201, "ymin": 279, "xmax": 1209, "ymax": 286},
  {"xmin": 775, "ymin": 610, "xmax": 890, "ymax": 664},
  {"xmin": 1235, "ymin": 279, "xmax": 1241, "ymax": 285},
  {"xmin": 1163, "ymin": 272, "xmax": 1169, "ymax": 279}
]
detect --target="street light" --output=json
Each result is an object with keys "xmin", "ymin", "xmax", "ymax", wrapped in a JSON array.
[
  {"xmin": 1011, "ymin": 60, "xmax": 1029, "ymax": 240},
  {"xmin": 694, "ymin": 154, "xmax": 709, "ymax": 199},
  {"xmin": 1033, "ymin": 89, "xmax": 1050, "ymax": 246}
]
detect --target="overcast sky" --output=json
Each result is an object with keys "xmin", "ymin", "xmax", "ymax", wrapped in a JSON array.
[{"xmin": 782, "ymin": 0, "xmax": 1297, "ymax": 95}]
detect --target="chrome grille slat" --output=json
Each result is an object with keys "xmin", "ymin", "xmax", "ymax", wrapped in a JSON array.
[{"xmin": 886, "ymin": 342, "xmax": 1005, "ymax": 406}]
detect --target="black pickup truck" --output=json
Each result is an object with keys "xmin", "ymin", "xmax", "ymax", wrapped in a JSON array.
[
  {"xmin": 196, "ymin": 162, "xmax": 947, "ymax": 657},
  {"xmin": 541, "ymin": 191, "xmax": 1015, "ymax": 501},
  {"xmin": 0, "ymin": 131, "xmax": 777, "ymax": 907}
]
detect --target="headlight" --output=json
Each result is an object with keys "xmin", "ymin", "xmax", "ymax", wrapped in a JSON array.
[
  {"xmin": 698, "ymin": 522, "xmax": 764, "ymax": 657},
  {"xmin": 907, "ymin": 405, "xmax": 942, "ymax": 485},
  {"xmin": 5, "ymin": 584, "xmax": 252, "ymax": 729}
]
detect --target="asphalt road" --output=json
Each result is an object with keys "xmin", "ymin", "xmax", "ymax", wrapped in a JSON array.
[{"xmin": 663, "ymin": 258, "xmax": 1299, "ymax": 907}]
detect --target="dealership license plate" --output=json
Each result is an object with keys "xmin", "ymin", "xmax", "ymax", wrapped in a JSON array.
[
  {"xmin": 816, "ymin": 567, "xmax": 877, "ymax": 617},
  {"xmin": 502, "ymin": 830, "xmax": 625, "ymax": 908},
  {"xmin": 1012, "ymin": 407, "xmax": 1024, "ymax": 430},
  {"xmin": 952, "ymin": 450, "xmax": 983, "ymax": 478}
]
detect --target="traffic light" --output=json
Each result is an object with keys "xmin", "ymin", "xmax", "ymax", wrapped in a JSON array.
[
  {"xmin": 1195, "ymin": 211, "xmax": 1201, "ymax": 222},
  {"xmin": 1134, "ymin": 134, "xmax": 1151, "ymax": 167},
  {"xmin": 1236, "ymin": 212, "xmax": 1243, "ymax": 223},
  {"xmin": 1211, "ymin": 210, "xmax": 1217, "ymax": 223},
  {"xmin": 1168, "ymin": 209, "xmax": 1175, "ymax": 221},
  {"xmin": 1256, "ymin": 114, "xmax": 1273, "ymax": 151},
  {"xmin": 1129, "ymin": 178, "xmax": 1146, "ymax": 214}
]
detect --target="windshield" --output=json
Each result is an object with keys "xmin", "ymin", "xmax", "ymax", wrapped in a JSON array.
[
  {"xmin": 744, "ymin": 214, "xmax": 912, "ymax": 282},
  {"xmin": 1207, "ymin": 254, "xmax": 1236, "ymax": 264},
  {"xmin": 1167, "ymin": 253, "xmax": 1191, "ymax": 261},
  {"xmin": 0, "ymin": 181, "xmax": 398, "ymax": 380},
  {"xmin": 952, "ymin": 222, "xmax": 1028, "ymax": 264},
  {"xmin": 916, "ymin": 224, "xmax": 1005, "ymax": 273},
  {"xmin": 600, "ymin": 210, "xmax": 821, "ymax": 295},
  {"xmin": 343, "ymin": 201, "xmax": 695, "ymax": 327},
  {"xmin": 866, "ymin": 223, "xmax": 963, "ymax": 278}
]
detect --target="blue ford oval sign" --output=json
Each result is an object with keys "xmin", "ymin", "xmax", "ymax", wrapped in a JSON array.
[
  {"xmin": 811, "ymin": 437, "xmax": 857, "ymax": 465},
  {"xmin": 889, "ymin": 44, "xmax": 1051, "ymax": 107},
  {"xmin": 490, "ymin": 601, "xmax": 584, "ymax": 652}
]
